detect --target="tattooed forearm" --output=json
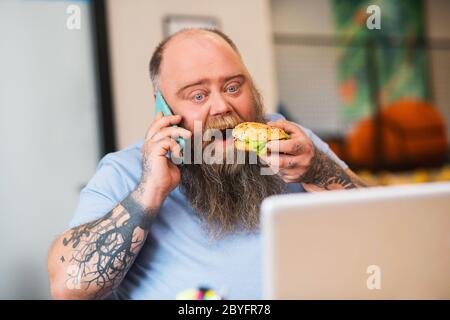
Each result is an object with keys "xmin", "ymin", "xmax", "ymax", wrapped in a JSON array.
[
  {"xmin": 60, "ymin": 191, "xmax": 154, "ymax": 298},
  {"xmin": 300, "ymin": 146, "xmax": 366, "ymax": 190}
]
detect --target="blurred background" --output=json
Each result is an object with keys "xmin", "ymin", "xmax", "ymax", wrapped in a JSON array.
[{"xmin": 0, "ymin": 0, "xmax": 449, "ymax": 299}]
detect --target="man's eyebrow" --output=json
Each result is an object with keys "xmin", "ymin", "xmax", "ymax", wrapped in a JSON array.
[
  {"xmin": 223, "ymin": 74, "xmax": 245, "ymax": 82},
  {"xmin": 177, "ymin": 79, "xmax": 209, "ymax": 96},
  {"xmin": 176, "ymin": 74, "xmax": 246, "ymax": 96}
]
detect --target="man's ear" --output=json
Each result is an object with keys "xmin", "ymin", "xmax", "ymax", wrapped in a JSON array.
[{"xmin": 152, "ymin": 92, "xmax": 156, "ymax": 102}]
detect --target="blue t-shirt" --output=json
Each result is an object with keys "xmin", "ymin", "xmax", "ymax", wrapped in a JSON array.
[{"xmin": 69, "ymin": 113, "xmax": 347, "ymax": 299}]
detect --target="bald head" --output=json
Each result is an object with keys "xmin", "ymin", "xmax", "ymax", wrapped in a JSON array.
[{"xmin": 149, "ymin": 28, "xmax": 241, "ymax": 90}]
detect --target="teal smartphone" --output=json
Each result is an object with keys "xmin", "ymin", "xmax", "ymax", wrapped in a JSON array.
[{"xmin": 155, "ymin": 91, "xmax": 185, "ymax": 149}]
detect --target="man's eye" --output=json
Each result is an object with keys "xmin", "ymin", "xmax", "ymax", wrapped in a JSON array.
[
  {"xmin": 193, "ymin": 93, "xmax": 205, "ymax": 102},
  {"xmin": 227, "ymin": 85, "xmax": 239, "ymax": 93}
]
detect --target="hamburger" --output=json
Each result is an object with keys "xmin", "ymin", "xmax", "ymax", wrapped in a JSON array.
[{"xmin": 232, "ymin": 122, "xmax": 290, "ymax": 156}]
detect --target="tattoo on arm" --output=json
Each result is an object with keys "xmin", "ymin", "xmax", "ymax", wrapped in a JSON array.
[
  {"xmin": 300, "ymin": 146, "xmax": 365, "ymax": 190},
  {"xmin": 61, "ymin": 192, "xmax": 154, "ymax": 298}
]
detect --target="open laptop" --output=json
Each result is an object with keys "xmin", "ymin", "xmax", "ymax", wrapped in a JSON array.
[{"xmin": 261, "ymin": 182, "xmax": 450, "ymax": 299}]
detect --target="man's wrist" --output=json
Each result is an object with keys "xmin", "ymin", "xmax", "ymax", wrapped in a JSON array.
[
  {"xmin": 298, "ymin": 145, "xmax": 321, "ymax": 184},
  {"xmin": 120, "ymin": 194, "xmax": 154, "ymax": 229},
  {"xmin": 298, "ymin": 145, "xmax": 359, "ymax": 190},
  {"xmin": 134, "ymin": 182, "xmax": 167, "ymax": 215}
]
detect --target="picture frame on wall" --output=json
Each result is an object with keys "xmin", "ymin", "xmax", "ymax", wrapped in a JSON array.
[{"xmin": 163, "ymin": 15, "xmax": 221, "ymax": 37}]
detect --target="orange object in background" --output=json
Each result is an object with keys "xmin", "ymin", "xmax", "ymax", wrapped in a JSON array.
[{"xmin": 346, "ymin": 99, "xmax": 449, "ymax": 170}]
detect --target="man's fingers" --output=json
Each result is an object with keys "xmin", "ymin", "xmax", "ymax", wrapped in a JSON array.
[
  {"xmin": 266, "ymin": 139, "xmax": 305, "ymax": 155},
  {"xmin": 151, "ymin": 126, "xmax": 192, "ymax": 141},
  {"xmin": 170, "ymin": 141, "xmax": 183, "ymax": 159},
  {"xmin": 153, "ymin": 138, "xmax": 181, "ymax": 157},
  {"xmin": 259, "ymin": 154, "xmax": 299, "ymax": 180},
  {"xmin": 145, "ymin": 112, "xmax": 164, "ymax": 138},
  {"xmin": 146, "ymin": 114, "xmax": 182, "ymax": 140},
  {"xmin": 267, "ymin": 119, "xmax": 304, "ymax": 137},
  {"xmin": 259, "ymin": 153, "xmax": 297, "ymax": 171}
]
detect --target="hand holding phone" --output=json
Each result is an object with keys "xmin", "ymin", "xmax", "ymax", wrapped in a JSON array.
[
  {"xmin": 139, "ymin": 111, "xmax": 191, "ymax": 209},
  {"xmin": 139, "ymin": 98, "xmax": 192, "ymax": 202},
  {"xmin": 155, "ymin": 91, "xmax": 185, "ymax": 149}
]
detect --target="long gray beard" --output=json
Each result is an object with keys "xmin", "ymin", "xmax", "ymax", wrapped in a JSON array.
[
  {"xmin": 180, "ymin": 161, "xmax": 288, "ymax": 238},
  {"xmin": 179, "ymin": 83, "xmax": 287, "ymax": 238}
]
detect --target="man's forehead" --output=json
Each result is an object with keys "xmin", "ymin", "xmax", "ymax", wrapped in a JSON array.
[
  {"xmin": 164, "ymin": 30, "xmax": 235, "ymax": 57},
  {"xmin": 160, "ymin": 31, "xmax": 246, "ymax": 88}
]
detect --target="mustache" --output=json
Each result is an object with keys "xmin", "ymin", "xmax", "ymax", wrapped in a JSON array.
[
  {"xmin": 204, "ymin": 114, "xmax": 242, "ymax": 131},
  {"xmin": 202, "ymin": 114, "xmax": 242, "ymax": 145}
]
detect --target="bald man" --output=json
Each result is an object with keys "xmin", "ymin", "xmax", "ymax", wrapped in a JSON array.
[{"xmin": 48, "ymin": 29, "xmax": 367, "ymax": 300}]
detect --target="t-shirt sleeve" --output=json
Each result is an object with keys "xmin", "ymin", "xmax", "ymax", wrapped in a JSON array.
[
  {"xmin": 68, "ymin": 154, "xmax": 131, "ymax": 228},
  {"xmin": 266, "ymin": 113, "xmax": 348, "ymax": 170}
]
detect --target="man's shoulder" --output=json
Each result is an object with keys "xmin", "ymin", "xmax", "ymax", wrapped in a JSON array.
[
  {"xmin": 95, "ymin": 140, "xmax": 144, "ymax": 179},
  {"xmin": 101, "ymin": 140, "xmax": 143, "ymax": 164}
]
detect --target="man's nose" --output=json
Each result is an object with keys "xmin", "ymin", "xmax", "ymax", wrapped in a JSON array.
[{"xmin": 209, "ymin": 92, "xmax": 232, "ymax": 116}]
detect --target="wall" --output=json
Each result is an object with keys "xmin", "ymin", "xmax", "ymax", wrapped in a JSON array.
[
  {"xmin": 426, "ymin": 0, "xmax": 450, "ymax": 140},
  {"xmin": 271, "ymin": 0, "xmax": 450, "ymax": 138},
  {"xmin": 106, "ymin": 0, "xmax": 278, "ymax": 149},
  {"xmin": 271, "ymin": 0, "xmax": 343, "ymax": 135},
  {"xmin": 0, "ymin": 0, "xmax": 101, "ymax": 298},
  {"xmin": 272, "ymin": 0, "xmax": 335, "ymax": 35}
]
